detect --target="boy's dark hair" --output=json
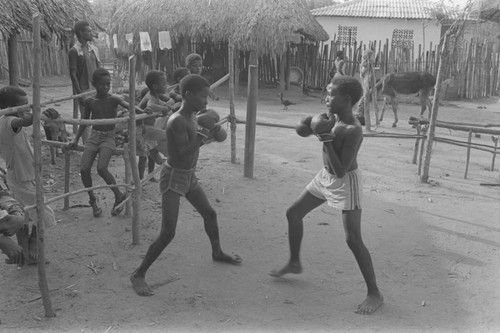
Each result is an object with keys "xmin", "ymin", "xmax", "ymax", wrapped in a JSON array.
[
  {"xmin": 185, "ymin": 53, "xmax": 202, "ymax": 67},
  {"xmin": 92, "ymin": 68, "xmax": 111, "ymax": 84},
  {"xmin": 173, "ymin": 67, "xmax": 190, "ymax": 83},
  {"xmin": 73, "ymin": 21, "xmax": 90, "ymax": 38},
  {"xmin": 336, "ymin": 50, "xmax": 344, "ymax": 58},
  {"xmin": 179, "ymin": 74, "xmax": 210, "ymax": 98},
  {"xmin": 145, "ymin": 71, "xmax": 165, "ymax": 90},
  {"xmin": 0, "ymin": 86, "xmax": 27, "ymax": 109},
  {"xmin": 331, "ymin": 76, "xmax": 363, "ymax": 105}
]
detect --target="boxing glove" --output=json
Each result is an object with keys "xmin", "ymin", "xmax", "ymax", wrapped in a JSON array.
[
  {"xmin": 295, "ymin": 116, "xmax": 313, "ymax": 137},
  {"xmin": 214, "ymin": 128, "xmax": 227, "ymax": 142},
  {"xmin": 310, "ymin": 113, "xmax": 336, "ymax": 142}
]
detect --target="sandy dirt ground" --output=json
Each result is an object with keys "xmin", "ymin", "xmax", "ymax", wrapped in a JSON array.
[{"xmin": 0, "ymin": 76, "xmax": 499, "ymax": 333}]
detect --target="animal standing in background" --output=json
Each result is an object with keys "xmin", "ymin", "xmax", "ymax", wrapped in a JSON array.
[
  {"xmin": 279, "ymin": 92, "xmax": 296, "ymax": 110},
  {"xmin": 377, "ymin": 71, "xmax": 436, "ymax": 127},
  {"xmin": 42, "ymin": 108, "xmax": 68, "ymax": 165}
]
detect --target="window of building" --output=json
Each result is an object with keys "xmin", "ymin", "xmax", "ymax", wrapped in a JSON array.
[
  {"xmin": 392, "ymin": 29, "xmax": 414, "ymax": 48},
  {"xmin": 338, "ymin": 26, "xmax": 357, "ymax": 45}
]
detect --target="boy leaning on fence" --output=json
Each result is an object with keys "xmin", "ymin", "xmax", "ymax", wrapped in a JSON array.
[
  {"xmin": 0, "ymin": 86, "xmax": 57, "ymax": 265},
  {"xmin": 68, "ymin": 68, "xmax": 146, "ymax": 217}
]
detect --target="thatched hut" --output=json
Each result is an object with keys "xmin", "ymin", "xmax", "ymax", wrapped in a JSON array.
[
  {"xmin": 0, "ymin": 0, "xmax": 96, "ymax": 85},
  {"xmin": 109, "ymin": 0, "xmax": 328, "ymax": 84}
]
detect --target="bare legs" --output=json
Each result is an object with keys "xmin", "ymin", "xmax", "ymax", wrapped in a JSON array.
[
  {"xmin": 343, "ymin": 210, "xmax": 383, "ymax": 314},
  {"xmin": 270, "ymin": 190, "xmax": 383, "ymax": 314},
  {"xmin": 131, "ymin": 186, "xmax": 241, "ymax": 296},
  {"xmin": 80, "ymin": 147, "xmax": 124, "ymax": 206},
  {"xmin": 269, "ymin": 190, "xmax": 323, "ymax": 277}
]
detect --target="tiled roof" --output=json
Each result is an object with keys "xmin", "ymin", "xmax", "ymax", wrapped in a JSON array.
[{"xmin": 311, "ymin": 0, "xmax": 441, "ymax": 20}]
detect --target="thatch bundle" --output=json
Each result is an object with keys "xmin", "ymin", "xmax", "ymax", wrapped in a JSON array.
[
  {"xmin": 479, "ymin": 0, "xmax": 500, "ymax": 23},
  {"xmin": 0, "ymin": 0, "xmax": 96, "ymax": 45},
  {"xmin": 110, "ymin": 0, "xmax": 328, "ymax": 55}
]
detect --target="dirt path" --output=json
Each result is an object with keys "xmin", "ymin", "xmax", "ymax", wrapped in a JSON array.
[{"xmin": 0, "ymin": 78, "xmax": 499, "ymax": 332}]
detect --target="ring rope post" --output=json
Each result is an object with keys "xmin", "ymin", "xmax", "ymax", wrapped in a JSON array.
[
  {"xmin": 63, "ymin": 148, "xmax": 70, "ymax": 210},
  {"xmin": 228, "ymin": 42, "xmax": 237, "ymax": 164},
  {"xmin": 127, "ymin": 56, "xmax": 141, "ymax": 245},
  {"xmin": 32, "ymin": 13, "xmax": 55, "ymax": 318},
  {"xmin": 244, "ymin": 64, "xmax": 258, "ymax": 178},
  {"xmin": 464, "ymin": 129, "xmax": 473, "ymax": 179},
  {"xmin": 123, "ymin": 143, "xmax": 132, "ymax": 217},
  {"xmin": 491, "ymin": 136, "xmax": 498, "ymax": 171}
]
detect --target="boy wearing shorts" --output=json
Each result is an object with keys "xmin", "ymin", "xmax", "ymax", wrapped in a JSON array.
[
  {"xmin": 130, "ymin": 74, "xmax": 241, "ymax": 296},
  {"xmin": 69, "ymin": 68, "xmax": 138, "ymax": 217},
  {"xmin": 270, "ymin": 76, "xmax": 383, "ymax": 315}
]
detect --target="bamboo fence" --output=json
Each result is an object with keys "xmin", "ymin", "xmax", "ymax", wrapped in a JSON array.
[
  {"xmin": 0, "ymin": 31, "xmax": 69, "ymax": 80},
  {"xmin": 290, "ymin": 37, "xmax": 500, "ymax": 100}
]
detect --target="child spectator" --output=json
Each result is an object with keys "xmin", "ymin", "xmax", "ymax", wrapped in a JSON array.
[
  {"xmin": 69, "ymin": 68, "xmax": 139, "ymax": 217},
  {"xmin": 138, "ymin": 71, "xmax": 172, "ymax": 180},
  {"xmin": 0, "ymin": 86, "xmax": 56, "ymax": 264},
  {"xmin": 185, "ymin": 53, "xmax": 217, "ymax": 100},
  {"xmin": 0, "ymin": 168, "xmax": 27, "ymax": 266},
  {"xmin": 69, "ymin": 21, "xmax": 100, "ymax": 144}
]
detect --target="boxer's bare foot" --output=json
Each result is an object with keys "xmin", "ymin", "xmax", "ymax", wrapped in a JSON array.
[
  {"xmin": 131, "ymin": 270, "xmax": 154, "ymax": 296},
  {"xmin": 212, "ymin": 251, "xmax": 242, "ymax": 265},
  {"xmin": 355, "ymin": 292, "xmax": 384, "ymax": 315},
  {"xmin": 269, "ymin": 261, "xmax": 302, "ymax": 277}
]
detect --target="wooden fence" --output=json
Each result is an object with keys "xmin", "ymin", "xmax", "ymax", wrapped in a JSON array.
[
  {"xmin": 291, "ymin": 37, "xmax": 500, "ymax": 99},
  {"xmin": 0, "ymin": 31, "xmax": 70, "ymax": 81}
]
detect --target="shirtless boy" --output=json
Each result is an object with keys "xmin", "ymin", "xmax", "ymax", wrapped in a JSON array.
[
  {"xmin": 131, "ymin": 74, "xmax": 241, "ymax": 296},
  {"xmin": 69, "ymin": 68, "xmax": 138, "ymax": 217},
  {"xmin": 270, "ymin": 76, "xmax": 384, "ymax": 315}
]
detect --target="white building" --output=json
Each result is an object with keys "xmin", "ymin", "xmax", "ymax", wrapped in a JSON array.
[{"xmin": 311, "ymin": 0, "xmax": 445, "ymax": 54}]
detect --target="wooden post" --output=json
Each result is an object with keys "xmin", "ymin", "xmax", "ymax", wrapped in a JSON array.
[
  {"xmin": 421, "ymin": 32, "xmax": 449, "ymax": 183},
  {"xmin": 7, "ymin": 34, "xmax": 20, "ymax": 86},
  {"xmin": 418, "ymin": 136, "xmax": 427, "ymax": 176},
  {"xmin": 491, "ymin": 136, "xmax": 498, "ymax": 171},
  {"xmin": 464, "ymin": 130, "xmax": 473, "ymax": 179},
  {"xmin": 412, "ymin": 127, "xmax": 421, "ymax": 164},
  {"xmin": 244, "ymin": 64, "xmax": 258, "ymax": 178},
  {"xmin": 123, "ymin": 145, "xmax": 132, "ymax": 217},
  {"xmin": 128, "ymin": 56, "xmax": 141, "ymax": 245},
  {"xmin": 285, "ymin": 46, "xmax": 290, "ymax": 90},
  {"xmin": 279, "ymin": 51, "xmax": 286, "ymax": 93},
  {"xmin": 234, "ymin": 47, "xmax": 240, "ymax": 95},
  {"xmin": 72, "ymin": 99, "xmax": 78, "ymax": 135},
  {"xmin": 63, "ymin": 149, "xmax": 70, "ymax": 210},
  {"xmin": 228, "ymin": 43, "xmax": 237, "ymax": 164},
  {"xmin": 32, "ymin": 13, "xmax": 55, "ymax": 318}
]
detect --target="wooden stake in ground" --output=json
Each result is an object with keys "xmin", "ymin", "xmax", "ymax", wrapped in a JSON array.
[
  {"xmin": 32, "ymin": 13, "xmax": 55, "ymax": 318},
  {"xmin": 244, "ymin": 64, "xmax": 258, "ymax": 178},
  {"xmin": 228, "ymin": 42, "xmax": 237, "ymax": 164},
  {"xmin": 420, "ymin": 1, "xmax": 471, "ymax": 182},
  {"xmin": 127, "ymin": 56, "xmax": 141, "ymax": 245}
]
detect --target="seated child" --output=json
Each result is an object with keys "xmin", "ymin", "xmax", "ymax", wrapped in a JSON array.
[
  {"xmin": 138, "ymin": 71, "xmax": 172, "ymax": 170},
  {"xmin": 0, "ymin": 86, "xmax": 57, "ymax": 264},
  {"xmin": 0, "ymin": 169, "xmax": 27, "ymax": 266}
]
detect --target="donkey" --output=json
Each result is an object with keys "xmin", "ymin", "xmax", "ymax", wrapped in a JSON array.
[{"xmin": 377, "ymin": 72, "xmax": 436, "ymax": 127}]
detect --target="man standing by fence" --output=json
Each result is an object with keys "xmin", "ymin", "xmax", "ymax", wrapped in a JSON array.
[{"xmin": 69, "ymin": 21, "xmax": 100, "ymax": 144}]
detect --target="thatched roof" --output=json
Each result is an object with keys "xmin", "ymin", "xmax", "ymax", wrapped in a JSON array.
[
  {"xmin": 479, "ymin": 0, "xmax": 500, "ymax": 23},
  {"xmin": 110, "ymin": 0, "xmax": 328, "ymax": 55},
  {"xmin": 0, "ymin": 0, "xmax": 97, "ymax": 45}
]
